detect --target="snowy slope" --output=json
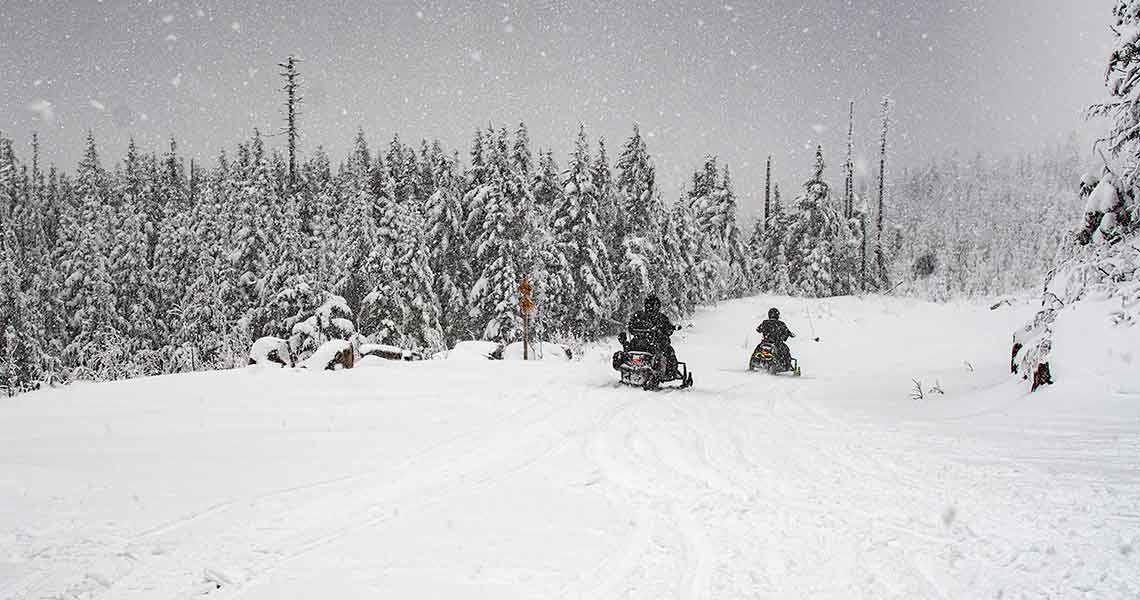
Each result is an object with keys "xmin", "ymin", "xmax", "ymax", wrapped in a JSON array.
[{"xmin": 2, "ymin": 295, "xmax": 1138, "ymax": 599}]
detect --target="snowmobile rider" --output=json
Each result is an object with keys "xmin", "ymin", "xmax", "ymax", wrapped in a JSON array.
[
  {"xmin": 630, "ymin": 294, "xmax": 680, "ymax": 377},
  {"xmin": 757, "ymin": 307, "xmax": 795, "ymax": 368}
]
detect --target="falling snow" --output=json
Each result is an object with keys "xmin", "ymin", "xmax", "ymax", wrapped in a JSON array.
[{"xmin": 0, "ymin": 1, "xmax": 1112, "ymax": 211}]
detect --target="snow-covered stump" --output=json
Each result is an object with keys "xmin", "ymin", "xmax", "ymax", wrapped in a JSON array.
[
  {"xmin": 248, "ymin": 337, "xmax": 294, "ymax": 368},
  {"xmin": 301, "ymin": 339, "xmax": 354, "ymax": 371}
]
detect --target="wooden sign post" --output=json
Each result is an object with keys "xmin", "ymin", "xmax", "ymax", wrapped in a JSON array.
[{"xmin": 518, "ymin": 278, "xmax": 534, "ymax": 360}]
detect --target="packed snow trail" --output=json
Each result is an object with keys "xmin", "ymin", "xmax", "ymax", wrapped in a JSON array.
[{"xmin": 2, "ymin": 295, "xmax": 1138, "ymax": 599}]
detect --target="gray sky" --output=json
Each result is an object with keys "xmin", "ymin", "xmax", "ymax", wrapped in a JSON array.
[{"xmin": 0, "ymin": 1, "xmax": 1112, "ymax": 214}]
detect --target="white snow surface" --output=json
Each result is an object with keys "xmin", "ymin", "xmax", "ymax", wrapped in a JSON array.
[{"xmin": 2, "ymin": 294, "xmax": 1138, "ymax": 599}]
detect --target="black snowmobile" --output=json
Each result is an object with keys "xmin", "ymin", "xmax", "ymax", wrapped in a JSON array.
[
  {"xmin": 748, "ymin": 341, "xmax": 801, "ymax": 376},
  {"xmin": 613, "ymin": 326, "xmax": 693, "ymax": 390}
]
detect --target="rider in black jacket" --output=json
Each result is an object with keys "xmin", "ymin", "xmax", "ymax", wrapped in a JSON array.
[
  {"xmin": 629, "ymin": 295, "xmax": 679, "ymax": 376},
  {"xmin": 757, "ymin": 307, "xmax": 795, "ymax": 368}
]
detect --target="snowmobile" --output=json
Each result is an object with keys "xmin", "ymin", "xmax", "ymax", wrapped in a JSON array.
[
  {"xmin": 613, "ymin": 327, "xmax": 693, "ymax": 390},
  {"xmin": 749, "ymin": 341, "xmax": 801, "ymax": 376}
]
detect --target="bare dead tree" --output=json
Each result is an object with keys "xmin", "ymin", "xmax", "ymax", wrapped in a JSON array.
[
  {"xmin": 30, "ymin": 132, "xmax": 39, "ymax": 182},
  {"xmin": 876, "ymin": 96, "xmax": 891, "ymax": 288},
  {"xmin": 188, "ymin": 158, "xmax": 197, "ymax": 204},
  {"xmin": 166, "ymin": 137, "xmax": 179, "ymax": 186},
  {"xmin": 844, "ymin": 100, "xmax": 854, "ymax": 219},
  {"xmin": 764, "ymin": 155, "xmax": 772, "ymax": 229},
  {"xmin": 278, "ymin": 55, "xmax": 302, "ymax": 188},
  {"xmin": 860, "ymin": 205, "xmax": 868, "ymax": 285}
]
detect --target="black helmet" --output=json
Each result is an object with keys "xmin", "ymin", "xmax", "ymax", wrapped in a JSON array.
[
  {"xmin": 645, "ymin": 295, "xmax": 662, "ymax": 312},
  {"xmin": 768, "ymin": 307, "xmax": 780, "ymax": 320}
]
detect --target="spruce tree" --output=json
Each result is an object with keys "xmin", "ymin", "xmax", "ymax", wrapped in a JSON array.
[
  {"xmin": 465, "ymin": 127, "xmax": 527, "ymax": 342},
  {"xmin": 528, "ymin": 149, "xmax": 572, "ymax": 339},
  {"xmin": 685, "ymin": 156, "xmax": 748, "ymax": 298},
  {"xmin": 613, "ymin": 125, "xmax": 664, "ymax": 322},
  {"xmin": 109, "ymin": 139, "xmax": 160, "ymax": 369},
  {"xmin": 0, "ymin": 226, "xmax": 45, "ymax": 394},
  {"xmin": 425, "ymin": 150, "xmax": 472, "ymax": 345},
  {"xmin": 58, "ymin": 132, "xmax": 118, "ymax": 378},
  {"xmin": 783, "ymin": 146, "xmax": 859, "ymax": 297},
  {"xmin": 550, "ymin": 125, "xmax": 614, "ymax": 338}
]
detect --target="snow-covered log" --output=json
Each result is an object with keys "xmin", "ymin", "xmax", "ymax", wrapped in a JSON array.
[{"xmin": 359, "ymin": 343, "xmax": 423, "ymax": 362}]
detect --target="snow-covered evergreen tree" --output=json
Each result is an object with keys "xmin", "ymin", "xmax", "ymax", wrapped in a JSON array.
[
  {"xmin": 613, "ymin": 125, "xmax": 664, "ymax": 322},
  {"xmin": 465, "ymin": 127, "xmax": 528, "ymax": 342},
  {"xmin": 783, "ymin": 146, "xmax": 860, "ymax": 297},
  {"xmin": 592, "ymin": 137, "xmax": 621, "ymax": 284},
  {"xmin": 359, "ymin": 137, "xmax": 443, "ymax": 351},
  {"xmin": 746, "ymin": 212, "xmax": 767, "ymax": 291},
  {"xmin": 550, "ymin": 125, "xmax": 614, "ymax": 338},
  {"xmin": 527, "ymin": 148, "xmax": 572, "ymax": 340},
  {"xmin": 425, "ymin": 150, "xmax": 472, "ymax": 345},
  {"xmin": 661, "ymin": 200, "xmax": 713, "ymax": 314},
  {"xmin": 110, "ymin": 139, "xmax": 161, "ymax": 368},
  {"xmin": 57, "ymin": 133, "xmax": 119, "ymax": 378},
  {"xmin": 227, "ymin": 131, "xmax": 277, "ymax": 340},
  {"xmin": 0, "ymin": 225, "xmax": 46, "ymax": 394},
  {"xmin": 1013, "ymin": 1, "xmax": 1140, "ymax": 390},
  {"xmin": 685, "ymin": 156, "xmax": 749, "ymax": 298}
]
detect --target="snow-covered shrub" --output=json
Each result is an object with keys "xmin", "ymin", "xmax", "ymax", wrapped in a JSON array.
[
  {"xmin": 289, "ymin": 293, "xmax": 355, "ymax": 362},
  {"xmin": 1016, "ymin": 1, "xmax": 1140, "ymax": 391},
  {"xmin": 264, "ymin": 280, "xmax": 322, "ymax": 340},
  {"xmin": 249, "ymin": 336, "xmax": 294, "ymax": 367},
  {"xmin": 301, "ymin": 339, "xmax": 354, "ymax": 370},
  {"xmin": 1014, "ymin": 208, "xmax": 1140, "ymax": 390},
  {"xmin": 912, "ymin": 253, "xmax": 937, "ymax": 279}
]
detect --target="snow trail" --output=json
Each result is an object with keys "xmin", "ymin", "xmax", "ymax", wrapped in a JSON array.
[{"xmin": 1, "ymin": 295, "xmax": 1138, "ymax": 599}]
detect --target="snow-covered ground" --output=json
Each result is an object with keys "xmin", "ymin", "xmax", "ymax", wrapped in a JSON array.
[{"xmin": 2, "ymin": 295, "xmax": 1138, "ymax": 599}]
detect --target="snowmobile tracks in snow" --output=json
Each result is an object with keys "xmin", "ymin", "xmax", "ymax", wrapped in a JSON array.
[{"xmin": 6, "ymin": 295, "xmax": 1140, "ymax": 598}]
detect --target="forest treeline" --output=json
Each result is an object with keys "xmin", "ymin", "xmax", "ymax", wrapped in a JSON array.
[{"xmin": 0, "ymin": 109, "xmax": 1078, "ymax": 393}]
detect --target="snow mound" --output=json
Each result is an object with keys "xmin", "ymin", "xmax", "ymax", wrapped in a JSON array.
[
  {"xmin": 1047, "ymin": 297, "xmax": 1140, "ymax": 394},
  {"xmin": 355, "ymin": 355, "xmax": 390, "ymax": 368},
  {"xmin": 248, "ymin": 337, "xmax": 293, "ymax": 367},
  {"xmin": 501, "ymin": 341, "xmax": 572, "ymax": 361},
  {"xmin": 434, "ymin": 340, "xmax": 503, "ymax": 361}
]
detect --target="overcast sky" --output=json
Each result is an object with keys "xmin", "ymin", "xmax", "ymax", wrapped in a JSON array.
[{"xmin": 0, "ymin": 1, "xmax": 1113, "ymax": 213}]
